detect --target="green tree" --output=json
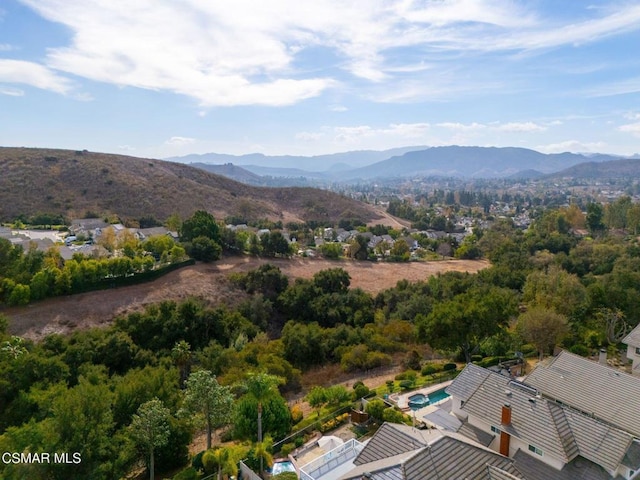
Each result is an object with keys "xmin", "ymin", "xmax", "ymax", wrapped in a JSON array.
[
  {"xmin": 516, "ymin": 307, "xmax": 568, "ymax": 360},
  {"xmin": 180, "ymin": 210, "xmax": 220, "ymax": 243},
  {"xmin": 179, "ymin": 370, "xmax": 234, "ymax": 450},
  {"xmin": 365, "ymin": 398, "xmax": 386, "ymax": 420},
  {"xmin": 418, "ymin": 286, "xmax": 517, "ymax": 363},
  {"xmin": 188, "ymin": 236, "xmax": 222, "ymax": 262},
  {"xmin": 172, "ymin": 340, "xmax": 192, "ymax": 389},
  {"xmin": 130, "ymin": 398, "xmax": 171, "ymax": 480},
  {"xmin": 305, "ymin": 386, "xmax": 327, "ymax": 418},
  {"xmin": 586, "ymin": 202, "xmax": 605, "ymax": 235}
]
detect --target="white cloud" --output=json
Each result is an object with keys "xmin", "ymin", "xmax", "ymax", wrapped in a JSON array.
[
  {"xmin": 536, "ymin": 140, "xmax": 606, "ymax": 153},
  {"xmin": 296, "ymin": 131, "xmax": 325, "ymax": 141},
  {"xmin": 329, "ymin": 104, "xmax": 348, "ymax": 112},
  {"xmin": 619, "ymin": 122, "xmax": 640, "ymax": 136},
  {"xmin": 15, "ymin": 0, "xmax": 640, "ymax": 105},
  {"xmin": 165, "ymin": 136, "xmax": 196, "ymax": 146},
  {"xmin": 437, "ymin": 122, "xmax": 487, "ymax": 131},
  {"xmin": 497, "ymin": 122, "xmax": 546, "ymax": 132},
  {"xmin": 0, "ymin": 59, "xmax": 72, "ymax": 94},
  {"xmin": 0, "ymin": 86, "xmax": 25, "ymax": 96}
]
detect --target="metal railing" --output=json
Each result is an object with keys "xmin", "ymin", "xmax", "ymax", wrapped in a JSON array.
[{"xmin": 298, "ymin": 438, "xmax": 364, "ymax": 480}]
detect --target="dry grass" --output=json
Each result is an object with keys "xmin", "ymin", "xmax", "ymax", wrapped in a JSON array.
[
  {"xmin": 0, "ymin": 147, "xmax": 383, "ymax": 224},
  {"xmin": 3, "ymin": 256, "xmax": 488, "ymax": 340}
]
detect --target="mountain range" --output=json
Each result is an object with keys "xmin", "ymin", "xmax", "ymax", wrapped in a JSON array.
[{"xmin": 169, "ymin": 146, "xmax": 636, "ymax": 183}]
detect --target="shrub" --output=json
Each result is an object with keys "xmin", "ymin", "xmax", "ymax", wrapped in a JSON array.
[
  {"xmin": 173, "ymin": 467, "xmax": 199, "ymax": 480},
  {"xmin": 280, "ymin": 442, "xmax": 295, "ymax": 456},
  {"xmin": 421, "ymin": 363, "xmax": 442, "ymax": 376},
  {"xmin": 399, "ymin": 380, "xmax": 414, "ymax": 391},
  {"xmin": 569, "ymin": 344, "xmax": 590, "ymax": 357},
  {"xmin": 191, "ymin": 451, "xmax": 205, "ymax": 472},
  {"xmin": 476, "ymin": 356, "xmax": 504, "ymax": 368},
  {"xmin": 443, "ymin": 363, "xmax": 457, "ymax": 372},
  {"xmin": 471, "ymin": 354, "xmax": 483, "ymax": 363},
  {"xmin": 353, "ymin": 383, "xmax": 370, "ymax": 400},
  {"xmin": 273, "ymin": 472, "xmax": 299, "ymax": 480},
  {"xmin": 290, "ymin": 404, "xmax": 303, "ymax": 424},
  {"xmin": 382, "ymin": 407, "xmax": 406, "ymax": 424},
  {"xmin": 294, "ymin": 436, "xmax": 304, "ymax": 448}
]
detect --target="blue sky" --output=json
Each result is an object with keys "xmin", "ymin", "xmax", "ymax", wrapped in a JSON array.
[{"xmin": 1, "ymin": 0, "xmax": 639, "ymax": 160}]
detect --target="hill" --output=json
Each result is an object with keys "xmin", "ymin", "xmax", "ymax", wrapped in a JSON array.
[
  {"xmin": 339, "ymin": 146, "xmax": 623, "ymax": 179},
  {"xmin": 166, "ymin": 146, "xmax": 427, "ymax": 171},
  {"xmin": 0, "ymin": 147, "xmax": 383, "ymax": 224},
  {"xmin": 544, "ymin": 157, "xmax": 640, "ymax": 179}
]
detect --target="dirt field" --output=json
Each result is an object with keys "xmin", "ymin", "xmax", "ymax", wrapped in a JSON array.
[{"xmin": 3, "ymin": 256, "xmax": 488, "ymax": 340}]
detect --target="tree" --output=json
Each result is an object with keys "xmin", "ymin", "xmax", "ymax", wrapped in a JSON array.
[
  {"xmin": 349, "ymin": 235, "xmax": 369, "ymax": 260},
  {"xmin": 179, "ymin": 370, "xmax": 233, "ymax": 450},
  {"xmin": 418, "ymin": 286, "xmax": 517, "ymax": 363},
  {"xmin": 243, "ymin": 372, "xmax": 283, "ymax": 473},
  {"xmin": 260, "ymin": 231, "xmax": 290, "ymax": 257},
  {"xmin": 306, "ymin": 386, "xmax": 327, "ymax": 418},
  {"xmin": 516, "ymin": 307, "xmax": 568, "ymax": 360},
  {"xmin": 130, "ymin": 398, "xmax": 171, "ymax": 480},
  {"xmin": 188, "ymin": 236, "xmax": 222, "ymax": 262},
  {"xmin": 202, "ymin": 446, "xmax": 241, "ymax": 480},
  {"xmin": 586, "ymin": 202, "xmax": 605, "ymax": 235},
  {"xmin": 180, "ymin": 210, "xmax": 220, "ymax": 243},
  {"xmin": 172, "ymin": 341, "xmax": 192, "ymax": 389}
]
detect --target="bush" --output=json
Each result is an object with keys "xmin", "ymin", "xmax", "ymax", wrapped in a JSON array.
[
  {"xmin": 443, "ymin": 363, "xmax": 457, "ymax": 372},
  {"xmin": 173, "ymin": 467, "xmax": 199, "ymax": 480},
  {"xmin": 191, "ymin": 451, "xmax": 205, "ymax": 472},
  {"xmin": 280, "ymin": 442, "xmax": 296, "ymax": 456},
  {"xmin": 294, "ymin": 436, "xmax": 304, "ymax": 448},
  {"xmin": 421, "ymin": 363, "xmax": 443, "ymax": 376},
  {"xmin": 382, "ymin": 407, "xmax": 406, "ymax": 424},
  {"xmin": 569, "ymin": 344, "xmax": 590, "ymax": 357},
  {"xmin": 399, "ymin": 380, "xmax": 414, "ymax": 391},
  {"xmin": 476, "ymin": 356, "xmax": 504, "ymax": 368},
  {"xmin": 273, "ymin": 472, "xmax": 299, "ymax": 480},
  {"xmin": 290, "ymin": 404, "xmax": 303, "ymax": 424},
  {"xmin": 353, "ymin": 383, "xmax": 370, "ymax": 400},
  {"xmin": 470, "ymin": 354, "xmax": 483, "ymax": 363}
]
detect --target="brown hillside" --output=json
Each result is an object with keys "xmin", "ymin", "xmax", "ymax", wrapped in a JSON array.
[{"xmin": 0, "ymin": 147, "xmax": 383, "ymax": 224}]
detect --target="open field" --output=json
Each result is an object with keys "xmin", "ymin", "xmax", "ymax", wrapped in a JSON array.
[{"xmin": 3, "ymin": 256, "xmax": 488, "ymax": 340}]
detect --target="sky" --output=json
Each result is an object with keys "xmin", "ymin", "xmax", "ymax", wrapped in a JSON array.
[{"xmin": 1, "ymin": 0, "xmax": 640, "ymax": 161}]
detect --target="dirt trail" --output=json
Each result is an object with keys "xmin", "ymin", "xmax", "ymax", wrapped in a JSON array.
[{"xmin": 3, "ymin": 256, "xmax": 488, "ymax": 340}]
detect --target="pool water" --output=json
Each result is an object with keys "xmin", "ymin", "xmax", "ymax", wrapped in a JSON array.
[
  {"xmin": 408, "ymin": 388, "xmax": 450, "ymax": 410},
  {"xmin": 272, "ymin": 460, "xmax": 296, "ymax": 476}
]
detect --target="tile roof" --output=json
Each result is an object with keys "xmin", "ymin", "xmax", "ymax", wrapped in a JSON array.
[
  {"xmin": 513, "ymin": 449, "xmax": 614, "ymax": 480},
  {"xmin": 451, "ymin": 363, "xmax": 635, "ymax": 475},
  {"xmin": 343, "ymin": 426, "xmax": 526, "ymax": 480},
  {"xmin": 524, "ymin": 350, "xmax": 640, "ymax": 437},
  {"xmin": 353, "ymin": 422, "xmax": 436, "ymax": 466},
  {"xmin": 622, "ymin": 323, "xmax": 640, "ymax": 348},
  {"xmin": 445, "ymin": 362, "xmax": 494, "ymax": 402}
]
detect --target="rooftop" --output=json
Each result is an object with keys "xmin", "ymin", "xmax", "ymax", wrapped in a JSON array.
[{"xmin": 524, "ymin": 350, "xmax": 640, "ymax": 437}]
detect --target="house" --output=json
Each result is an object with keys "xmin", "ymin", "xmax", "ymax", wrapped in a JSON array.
[
  {"xmin": 299, "ymin": 422, "xmax": 525, "ymax": 480},
  {"xmin": 446, "ymin": 355, "xmax": 640, "ymax": 480},
  {"xmin": 339, "ymin": 423, "xmax": 526, "ymax": 480},
  {"xmin": 623, "ymin": 324, "xmax": 640, "ymax": 377}
]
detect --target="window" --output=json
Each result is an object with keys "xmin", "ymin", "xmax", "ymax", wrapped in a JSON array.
[
  {"xmin": 528, "ymin": 444, "xmax": 543, "ymax": 456},
  {"xmin": 635, "ymin": 347, "xmax": 640, "ymax": 356},
  {"xmin": 491, "ymin": 425, "xmax": 501, "ymax": 434}
]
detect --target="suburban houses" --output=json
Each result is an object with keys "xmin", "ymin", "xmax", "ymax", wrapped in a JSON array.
[{"xmin": 294, "ymin": 351, "xmax": 640, "ymax": 480}]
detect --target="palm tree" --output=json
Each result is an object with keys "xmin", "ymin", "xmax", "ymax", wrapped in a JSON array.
[
  {"xmin": 253, "ymin": 437, "xmax": 274, "ymax": 478},
  {"xmin": 171, "ymin": 340, "xmax": 192, "ymax": 389},
  {"xmin": 244, "ymin": 372, "xmax": 282, "ymax": 475}
]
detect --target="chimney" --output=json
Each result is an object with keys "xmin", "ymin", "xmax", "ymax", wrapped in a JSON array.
[
  {"xmin": 501, "ymin": 403, "xmax": 512, "ymax": 426},
  {"xmin": 500, "ymin": 403, "xmax": 511, "ymax": 457},
  {"xmin": 599, "ymin": 348, "xmax": 607, "ymax": 366}
]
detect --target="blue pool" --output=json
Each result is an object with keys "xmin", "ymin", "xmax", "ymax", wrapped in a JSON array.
[
  {"xmin": 408, "ymin": 388, "xmax": 450, "ymax": 410},
  {"xmin": 272, "ymin": 460, "xmax": 296, "ymax": 476}
]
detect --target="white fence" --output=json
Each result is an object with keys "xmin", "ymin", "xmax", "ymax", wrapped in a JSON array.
[{"xmin": 239, "ymin": 460, "xmax": 262, "ymax": 480}]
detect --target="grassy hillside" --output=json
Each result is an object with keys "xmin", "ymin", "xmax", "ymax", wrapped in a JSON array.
[
  {"xmin": 545, "ymin": 158, "xmax": 640, "ymax": 179},
  {"xmin": 0, "ymin": 147, "xmax": 381, "ymax": 224}
]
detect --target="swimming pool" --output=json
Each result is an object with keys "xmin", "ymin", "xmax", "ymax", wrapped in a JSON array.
[
  {"xmin": 408, "ymin": 388, "xmax": 450, "ymax": 410},
  {"xmin": 272, "ymin": 460, "xmax": 296, "ymax": 476}
]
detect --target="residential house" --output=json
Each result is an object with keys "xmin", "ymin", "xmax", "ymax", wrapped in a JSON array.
[
  {"xmin": 446, "ymin": 353, "xmax": 640, "ymax": 480},
  {"xmin": 623, "ymin": 324, "xmax": 640, "ymax": 377},
  {"xmin": 298, "ymin": 422, "xmax": 526, "ymax": 480}
]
